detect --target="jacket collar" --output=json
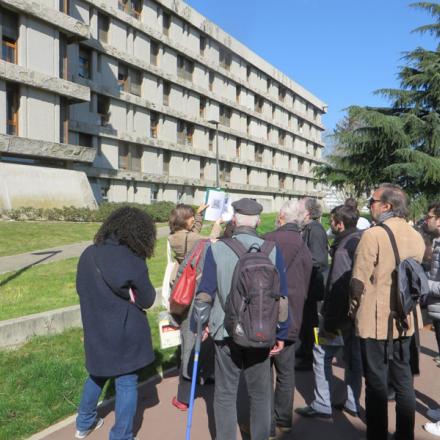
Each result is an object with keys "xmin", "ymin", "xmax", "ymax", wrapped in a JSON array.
[
  {"xmin": 233, "ymin": 226, "xmax": 259, "ymax": 237},
  {"xmin": 330, "ymin": 227, "xmax": 358, "ymax": 255},
  {"xmin": 277, "ymin": 222, "xmax": 300, "ymax": 233}
]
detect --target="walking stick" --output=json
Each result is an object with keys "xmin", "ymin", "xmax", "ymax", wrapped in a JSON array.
[{"xmin": 185, "ymin": 318, "xmax": 203, "ymax": 440}]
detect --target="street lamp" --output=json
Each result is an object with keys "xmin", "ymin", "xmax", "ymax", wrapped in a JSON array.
[{"xmin": 208, "ymin": 119, "xmax": 220, "ymax": 188}]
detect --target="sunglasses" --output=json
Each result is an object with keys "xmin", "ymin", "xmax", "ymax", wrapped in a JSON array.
[{"xmin": 368, "ymin": 197, "xmax": 381, "ymax": 208}]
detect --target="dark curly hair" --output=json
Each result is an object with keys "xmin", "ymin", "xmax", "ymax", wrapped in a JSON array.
[{"xmin": 94, "ymin": 207, "xmax": 156, "ymax": 259}]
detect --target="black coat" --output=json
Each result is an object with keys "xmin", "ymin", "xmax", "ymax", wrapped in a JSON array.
[
  {"xmin": 76, "ymin": 238, "xmax": 156, "ymax": 377},
  {"xmin": 322, "ymin": 228, "xmax": 362, "ymax": 334},
  {"xmin": 265, "ymin": 223, "xmax": 313, "ymax": 341},
  {"xmin": 302, "ymin": 220, "xmax": 329, "ymax": 302}
]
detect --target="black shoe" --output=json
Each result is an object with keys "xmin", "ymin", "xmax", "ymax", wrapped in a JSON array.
[
  {"xmin": 295, "ymin": 406, "xmax": 332, "ymax": 419},
  {"xmin": 332, "ymin": 402, "xmax": 359, "ymax": 418}
]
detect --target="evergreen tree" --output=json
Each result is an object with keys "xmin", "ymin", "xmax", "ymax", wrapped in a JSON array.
[{"xmin": 316, "ymin": 2, "xmax": 440, "ymax": 198}]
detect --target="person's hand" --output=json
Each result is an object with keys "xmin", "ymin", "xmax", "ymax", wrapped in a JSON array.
[
  {"xmin": 270, "ymin": 340, "xmax": 284, "ymax": 356},
  {"xmin": 202, "ymin": 326, "xmax": 210, "ymax": 342},
  {"xmin": 215, "ymin": 217, "xmax": 224, "ymax": 225},
  {"xmin": 197, "ymin": 204, "xmax": 209, "ymax": 214}
]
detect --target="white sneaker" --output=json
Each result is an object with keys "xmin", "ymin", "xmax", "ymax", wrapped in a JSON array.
[
  {"xmin": 424, "ymin": 421, "xmax": 440, "ymax": 437},
  {"xmin": 428, "ymin": 408, "xmax": 440, "ymax": 422},
  {"xmin": 75, "ymin": 417, "xmax": 104, "ymax": 439}
]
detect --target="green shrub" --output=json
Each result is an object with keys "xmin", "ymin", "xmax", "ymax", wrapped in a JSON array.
[{"xmin": 1, "ymin": 201, "xmax": 176, "ymax": 224}]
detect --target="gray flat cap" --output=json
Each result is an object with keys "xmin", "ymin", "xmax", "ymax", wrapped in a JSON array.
[{"xmin": 232, "ymin": 198, "xmax": 263, "ymax": 215}]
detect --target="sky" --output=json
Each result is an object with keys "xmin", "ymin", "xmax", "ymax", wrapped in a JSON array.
[{"xmin": 185, "ymin": 0, "xmax": 437, "ymax": 139}]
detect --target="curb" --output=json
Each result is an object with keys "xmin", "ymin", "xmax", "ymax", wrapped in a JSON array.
[
  {"xmin": 0, "ymin": 288, "xmax": 163, "ymax": 349},
  {"xmin": 26, "ymin": 366, "xmax": 178, "ymax": 440}
]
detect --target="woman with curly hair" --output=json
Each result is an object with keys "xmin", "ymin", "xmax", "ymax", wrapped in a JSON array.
[{"xmin": 75, "ymin": 207, "xmax": 156, "ymax": 440}]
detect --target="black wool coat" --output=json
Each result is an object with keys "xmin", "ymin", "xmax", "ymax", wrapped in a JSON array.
[
  {"xmin": 265, "ymin": 223, "xmax": 313, "ymax": 341},
  {"xmin": 76, "ymin": 238, "xmax": 156, "ymax": 377}
]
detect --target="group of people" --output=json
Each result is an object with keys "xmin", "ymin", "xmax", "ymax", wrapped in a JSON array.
[{"xmin": 72, "ymin": 182, "xmax": 440, "ymax": 440}]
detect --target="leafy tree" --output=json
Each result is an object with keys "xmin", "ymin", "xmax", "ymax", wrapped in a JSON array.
[{"xmin": 315, "ymin": 2, "xmax": 440, "ymax": 200}]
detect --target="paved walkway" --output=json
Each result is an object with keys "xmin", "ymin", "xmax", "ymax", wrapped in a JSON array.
[
  {"xmin": 33, "ymin": 330, "xmax": 440, "ymax": 440},
  {"xmin": 0, "ymin": 226, "xmax": 171, "ymax": 275}
]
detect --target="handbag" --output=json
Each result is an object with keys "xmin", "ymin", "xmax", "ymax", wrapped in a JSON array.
[
  {"xmin": 169, "ymin": 240, "xmax": 206, "ymax": 316},
  {"xmin": 161, "ymin": 239, "xmax": 179, "ymax": 310}
]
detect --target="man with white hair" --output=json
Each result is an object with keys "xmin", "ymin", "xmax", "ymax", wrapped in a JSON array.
[
  {"xmin": 192, "ymin": 198, "xmax": 289, "ymax": 440},
  {"xmin": 264, "ymin": 200, "xmax": 313, "ymax": 438}
]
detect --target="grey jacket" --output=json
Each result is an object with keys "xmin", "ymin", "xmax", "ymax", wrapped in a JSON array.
[{"xmin": 427, "ymin": 238, "xmax": 440, "ymax": 320}]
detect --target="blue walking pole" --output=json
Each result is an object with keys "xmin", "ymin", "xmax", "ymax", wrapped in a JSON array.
[{"xmin": 185, "ymin": 318, "xmax": 203, "ymax": 440}]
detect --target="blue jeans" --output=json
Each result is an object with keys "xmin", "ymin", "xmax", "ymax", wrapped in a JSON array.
[
  {"xmin": 76, "ymin": 373, "xmax": 138, "ymax": 440},
  {"xmin": 310, "ymin": 329, "xmax": 362, "ymax": 415}
]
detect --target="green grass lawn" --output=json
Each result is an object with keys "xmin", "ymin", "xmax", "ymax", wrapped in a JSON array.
[
  {"xmin": 0, "ymin": 311, "xmax": 178, "ymax": 440},
  {"xmin": 0, "ymin": 221, "xmax": 167, "ymax": 257}
]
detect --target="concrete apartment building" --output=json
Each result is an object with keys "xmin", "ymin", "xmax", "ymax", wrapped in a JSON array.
[{"xmin": 0, "ymin": 0, "xmax": 327, "ymax": 212}]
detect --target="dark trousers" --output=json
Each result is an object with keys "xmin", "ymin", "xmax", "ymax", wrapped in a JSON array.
[
  {"xmin": 297, "ymin": 299, "xmax": 319, "ymax": 362},
  {"xmin": 433, "ymin": 319, "xmax": 440, "ymax": 355},
  {"xmin": 360, "ymin": 337, "xmax": 415, "ymax": 440},
  {"xmin": 214, "ymin": 339, "xmax": 271, "ymax": 440},
  {"xmin": 270, "ymin": 341, "xmax": 296, "ymax": 434}
]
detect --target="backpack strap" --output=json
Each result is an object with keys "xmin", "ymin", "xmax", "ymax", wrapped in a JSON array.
[
  {"xmin": 379, "ymin": 223, "xmax": 401, "ymax": 265},
  {"xmin": 221, "ymin": 237, "xmax": 248, "ymax": 258},
  {"xmin": 260, "ymin": 240, "xmax": 275, "ymax": 257}
]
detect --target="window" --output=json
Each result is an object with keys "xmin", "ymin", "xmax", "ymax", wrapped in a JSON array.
[
  {"xmin": 279, "ymin": 173, "xmax": 286, "ymax": 189},
  {"xmin": 246, "ymin": 167, "xmax": 251, "ymax": 184},
  {"xmin": 278, "ymin": 85, "xmax": 286, "ymax": 102},
  {"xmin": 118, "ymin": 142, "xmax": 142, "ymax": 170},
  {"xmin": 199, "ymin": 97, "xmax": 206, "ymax": 118},
  {"xmin": 78, "ymin": 46, "xmax": 91, "ymax": 79},
  {"xmin": 236, "ymin": 86, "xmax": 241, "ymax": 104},
  {"xmin": 118, "ymin": 63, "xmax": 128, "ymax": 92},
  {"xmin": 200, "ymin": 36, "xmax": 206, "ymax": 56},
  {"xmin": 246, "ymin": 65, "xmax": 251, "ymax": 81},
  {"xmin": 209, "ymin": 129, "xmax": 215, "ymax": 151},
  {"xmin": 130, "ymin": 68, "xmax": 142, "ymax": 96},
  {"xmin": 298, "ymin": 119, "xmax": 304, "ymax": 134},
  {"xmin": 177, "ymin": 120, "xmax": 194, "ymax": 145},
  {"xmin": 247, "ymin": 116, "xmax": 251, "ymax": 135},
  {"xmin": 267, "ymin": 124, "xmax": 272, "ymax": 141},
  {"xmin": 97, "ymin": 94, "xmax": 110, "ymax": 126},
  {"xmin": 267, "ymin": 77, "xmax": 271, "ymax": 92},
  {"xmin": 98, "ymin": 13, "xmax": 109, "ymax": 43},
  {"xmin": 177, "ymin": 55, "xmax": 193, "ymax": 82},
  {"xmin": 219, "ymin": 105, "xmax": 231, "ymax": 127},
  {"xmin": 59, "ymin": 0, "xmax": 69, "ymax": 14},
  {"xmin": 59, "ymin": 34, "xmax": 68, "ymax": 79},
  {"xmin": 236, "ymin": 139, "xmax": 241, "ymax": 158},
  {"xmin": 2, "ymin": 9, "xmax": 18, "ymax": 64},
  {"xmin": 97, "ymin": 53, "xmax": 102, "ymax": 73},
  {"xmin": 163, "ymin": 12, "xmax": 171, "ymax": 36},
  {"xmin": 200, "ymin": 157, "xmax": 206, "ymax": 180},
  {"xmin": 163, "ymin": 81, "xmax": 171, "ymax": 106},
  {"xmin": 278, "ymin": 129, "xmax": 285, "ymax": 146},
  {"xmin": 219, "ymin": 161, "xmax": 231, "ymax": 182},
  {"xmin": 118, "ymin": 0, "xmax": 142, "ymax": 19},
  {"xmin": 78, "ymin": 132, "xmax": 93, "ymax": 148},
  {"xmin": 163, "ymin": 150, "xmax": 171, "ymax": 174},
  {"xmin": 272, "ymin": 150, "xmax": 276, "ymax": 166},
  {"xmin": 131, "ymin": 145, "xmax": 142, "ymax": 172},
  {"xmin": 272, "ymin": 104, "xmax": 276, "ymax": 119},
  {"xmin": 150, "ymin": 112, "xmax": 159, "ymax": 138},
  {"xmin": 60, "ymin": 98, "xmax": 69, "ymax": 143},
  {"xmin": 208, "ymin": 71, "xmax": 214, "ymax": 91},
  {"xmin": 219, "ymin": 47, "xmax": 231, "ymax": 70},
  {"xmin": 6, "ymin": 82, "xmax": 19, "ymax": 136},
  {"xmin": 254, "ymin": 95, "xmax": 264, "ymax": 113},
  {"xmin": 150, "ymin": 40, "xmax": 159, "ymax": 66},
  {"xmin": 151, "ymin": 185, "xmax": 159, "ymax": 203},
  {"xmin": 255, "ymin": 144, "xmax": 264, "ymax": 163},
  {"xmin": 298, "ymin": 158, "xmax": 304, "ymax": 172}
]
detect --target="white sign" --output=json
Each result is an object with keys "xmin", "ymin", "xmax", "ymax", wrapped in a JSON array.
[
  {"xmin": 204, "ymin": 189, "xmax": 233, "ymax": 222},
  {"xmin": 158, "ymin": 313, "xmax": 181, "ymax": 349}
]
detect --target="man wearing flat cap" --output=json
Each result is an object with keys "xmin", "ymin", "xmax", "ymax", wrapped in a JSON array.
[{"xmin": 192, "ymin": 197, "xmax": 289, "ymax": 440}]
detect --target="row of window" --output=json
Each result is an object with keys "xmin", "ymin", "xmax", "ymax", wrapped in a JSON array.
[{"xmin": 117, "ymin": 142, "xmax": 317, "ymax": 190}]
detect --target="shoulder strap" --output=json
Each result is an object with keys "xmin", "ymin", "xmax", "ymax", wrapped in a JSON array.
[
  {"xmin": 184, "ymin": 233, "xmax": 188, "ymax": 256},
  {"xmin": 260, "ymin": 240, "xmax": 275, "ymax": 257},
  {"xmin": 379, "ymin": 223, "xmax": 401, "ymax": 265},
  {"xmin": 221, "ymin": 237, "xmax": 248, "ymax": 258}
]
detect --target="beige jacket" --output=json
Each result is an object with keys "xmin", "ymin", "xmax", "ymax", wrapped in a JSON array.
[
  {"xmin": 168, "ymin": 214, "xmax": 221, "ymax": 265},
  {"xmin": 350, "ymin": 217, "xmax": 425, "ymax": 340}
]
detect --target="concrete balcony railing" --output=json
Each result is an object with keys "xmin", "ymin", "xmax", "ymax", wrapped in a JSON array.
[
  {"xmin": 0, "ymin": 134, "xmax": 96, "ymax": 163},
  {"xmin": 0, "ymin": 60, "xmax": 90, "ymax": 102}
]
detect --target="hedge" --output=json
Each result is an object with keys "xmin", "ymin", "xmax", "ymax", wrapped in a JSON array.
[{"xmin": 1, "ymin": 201, "xmax": 176, "ymax": 223}]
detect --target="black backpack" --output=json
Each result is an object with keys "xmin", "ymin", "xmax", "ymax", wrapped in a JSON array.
[
  {"xmin": 221, "ymin": 238, "xmax": 281, "ymax": 349},
  {"xmin": 380, "ymin": 223, "xmax": 429, "ymax": 363}
]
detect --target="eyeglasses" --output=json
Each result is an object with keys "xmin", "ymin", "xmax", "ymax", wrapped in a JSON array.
[{"xmin": 368, "ymin": 197, "xmax": 381, "ymax": 208}]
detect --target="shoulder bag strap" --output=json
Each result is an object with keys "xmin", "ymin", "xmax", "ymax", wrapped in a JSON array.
[
  {"xmin": 379, "ymin": 223, "xmax": 401, "ymax": 265},
  {"xmin": 221, "ymin": 237, "xmax": 248, "ymax": 258}
]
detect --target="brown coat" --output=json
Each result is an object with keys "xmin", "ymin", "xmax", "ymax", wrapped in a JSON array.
[
  {"xmin": 350, "ymin": 217, "xmax": 425, "ymax": 340},
  {"xmin": 168, "ymin": 214, "xmax": 221, "ymax": 264}
]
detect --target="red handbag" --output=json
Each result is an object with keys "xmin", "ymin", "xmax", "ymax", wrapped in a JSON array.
[{"xmin": 169, "ymin": 240, "xmax": 207, "ymax": 315}]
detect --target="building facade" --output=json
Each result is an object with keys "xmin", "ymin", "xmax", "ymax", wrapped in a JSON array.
[{"xmin": 0, "ymin": 0, "xmax": 327, "ymax": 211}]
